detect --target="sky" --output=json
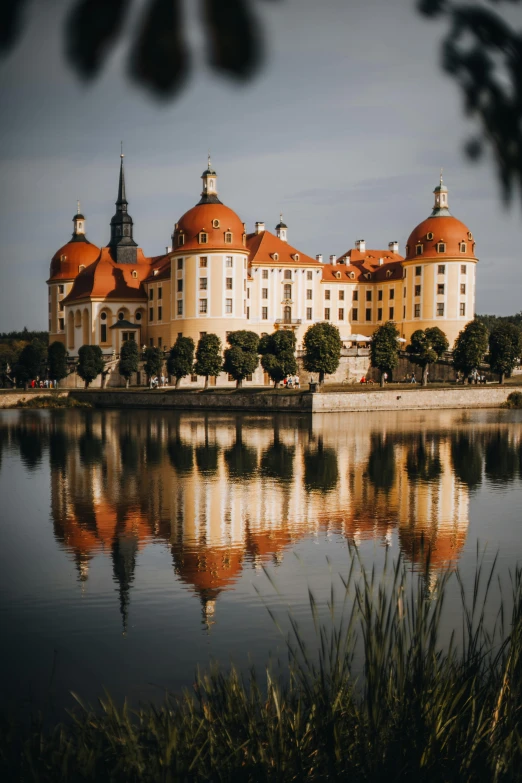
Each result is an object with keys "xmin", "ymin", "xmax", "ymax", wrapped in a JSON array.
[{"xmin": 0, "ymin": 0, "xmax": 520, "ymax": 332}]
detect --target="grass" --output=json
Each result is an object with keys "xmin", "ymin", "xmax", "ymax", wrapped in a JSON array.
[
  {"xmin": 11, "ymin": 394, "xmax": 92, "ymax": 409},
  {"xmin": 1, "ymin": 549, "xmax": 521, "ymax": 782}
]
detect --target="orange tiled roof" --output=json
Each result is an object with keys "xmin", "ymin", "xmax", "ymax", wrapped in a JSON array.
[
  {"xmin": 247, "ymin": 230, "xmax": 321, "ymax": 266},
  {"xmin": 172, "ymin": 202, "xmax": 246, "ymax": 254},
  {"xmin": 405, "ymin": 215, "xmax": 477, "ymax": 261},
  {"xmin": 321, "ymin": 248, "xmax": 404, "ymax": 283},
  {"xmin": 48, "ymin": 239, "xmax": 101, "ymax": 282},
  {"xmin": 62, "ymin": 247, "xmax": 151, "ymax": 305}
]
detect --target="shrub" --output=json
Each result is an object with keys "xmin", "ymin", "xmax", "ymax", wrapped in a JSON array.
[{"xmin": 505, "ymin": 391, "xmax": 522, "ymax": 408}]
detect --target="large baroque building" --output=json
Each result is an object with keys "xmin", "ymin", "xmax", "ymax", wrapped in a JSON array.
[{"xmin": 47, "ymin": 156, "xmax": 477, "ymax": 383}]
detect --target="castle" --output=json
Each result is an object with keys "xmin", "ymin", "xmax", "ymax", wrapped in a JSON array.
[{"xmin": 47, "ymin": 156, "xmax": 477, "ymax": 386}]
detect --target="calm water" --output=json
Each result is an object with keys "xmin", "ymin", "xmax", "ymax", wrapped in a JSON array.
[{"xmin": 1, "ymin": 408, "xmax": 521, "ymax": 717}]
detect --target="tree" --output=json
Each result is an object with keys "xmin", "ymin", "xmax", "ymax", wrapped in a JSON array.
[
  {"xmin": 223, "ymin": 330, "xmax": 259, "ymax": 388},
  {"xmin": 488, "ymin": 323, "xmax": 522, "ymax": 384},
  {"xmin": 77, "ymin": 345, "xmax": 105, "ymax": 388},
  {"xmin": 118, "ymin": 340, "xmax": 139, "ymax": 388},
  {"xmin": 15, "ymin": 339, "xmax": 48, "ymax": 389},
  {"xmin": 259, "ymin": 330, "xmax": 297, "ymax": 387},
  {"xmin": 143, "ymin": 346, "xmax": 164, "ymax": 383},
  {"xmin": 48, "ymin": 341, "xmax": 69, "ymax": 385},
  {"xmin": 167, "ymin": 336, "xmax": 195, "ymax": 388},
  {"xmin": 452, "ymin": 320, "xmax": 489, "ymax": 378},
  {"xmin": 370, "ymin": 321, "xmax": 400, "ymax": 387},
  {"xmin": 194, "ymin": 333, "xmax": 223, "ymax": 389},
  {"xmin": 302, "ymin": 323, "xmax": 342, "ymax": 384},
  {"xmin": 406, "ymin": 327, "xmax": 449, "ymax": 386}
]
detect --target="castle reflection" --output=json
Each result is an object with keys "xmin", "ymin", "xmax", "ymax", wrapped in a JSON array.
[{"xmin": 2, "ymin": 409, "xmax": 521, "ymax": 629}]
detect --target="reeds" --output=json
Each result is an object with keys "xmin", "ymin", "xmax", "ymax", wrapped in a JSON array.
[{"xmin": 1, "ymin": 547, "xmax": 521, "ymax": 782}]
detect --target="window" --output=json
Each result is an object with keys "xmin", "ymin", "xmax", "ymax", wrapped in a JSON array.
[
  {"xmin": 199, "ymin": 299, "xmax": 207, "ymax": 314},
  {"xmin": 339, "ymin": 290, "xmax": 345, "ymax": 301},
  {"xmin": 226, "ymin": 299, "xmax": 233, "ymax": 314},
  {"xmin": 48, "ymin": 301, "xmax": 52, "ymax": 313},
  {"xmin": 461, "ymin": 283, "xmax": 466, "ymax": 295},
  {"xmin": 416, "ymin": 244, "xmax": 423, "ymax": 255},
  {"xmin": 427, "ymin": 232, "xmax": 434, "ymax": 240},
  {"xmin": 149, "ymin": 307, "xmax": 153, "ymax": 321},
  {"xmin": 284, "ymin": 284, "xmax": 292, "ymax": 299},
  {"xmin": 246, "ymin": 306, "xmax": 250, "ymax": 319},
  {"xmin": 284, "ymin": 270, "xmax": 292, "ymax": 280},
  {"xmin": 177, "ymin": 258, "xmax": 183, "ymax": 270},
  {"xmin": 135, "ymin": 312, "xmax": 142, "ymax": 322},
  {"xmin": 414, "ymin": 304, "xmax": 421, "ymax": 317},
  {"xmin": 59, "ymin": 301, "xmax": 64, "ymax": 311},
  {"xmin": 405, "ymin": 245, "xmax": 409, "ymax": 256},
  {"xmin": 226, "ymin": 256, "xmax": 233, "ymax": 268},
  {"xmin": 366, "ymin": 290, "xmax": 372, "ymax": 302},
  {"xmin": 389, "ymin": 289, "xmax": 395, "ymax": 300},
  {"xmin": 307, "ymin": 271, "xmax": 313, "ymax": 280},
  {"xmin": 352, "ymin": 308, "xmax": 358, "ymax": 321},
  {"xmin": 403, "ymin": 306, "xmax": 406, "ymax": 318},
  {"xmin": 177, "ymin": 300, "xmax": 183, "ymax": 316},
  {"xmin": 247, "ymin": 287, "xmax": 250, "ymax": 299},
  {"xmin": 158, "ymin": 306, "xmax": 162, "ymax": 321},
  {"xmin": 176, "ymin": 279, "xmax": 183, "ymax": 293},
  {"xmin": 415, "ymin": 266, "xmax": 421, "ymax": 276},
  {"xmin": 199, "ymin": 232, "xmax": 208, "ymax": 244},
  {"xmin": 339, "ymin": 308, "xmax": 344, "ymax": 320},
  {"xmin": 158, "ymin": 287, "xmax": 162, "ymax": 299},
  {"xmin": 324, "ymin": 308, "xmax": 330, "ymax": 320},
  {"xmin": 178, "ymin": 234, "xmax": 185, "ymax": 246},
  {"xmin": 460, "ymin": 242, "xmax": 467, "ymax": 253},
  {"xmin": 158, "ymin": 336, "xmax": 162, "ymax": 348},
  {"xmin": 101, "ymin": 324, "xmax": 107, "ymax": 342},
  {"xmin": 353, "ymin": 290, "xmax": 358, "ymax": 302},
  {"xmin": 178, "ymin": 332, "xmax": 183, "ymax": 339},
  {"xmin": 226, "ymin": 277, "xmax": 233, "ymax": 290},
  {"xmin": 415, "ymin": 285, "xmax": 421, "ymax": 296},
  {"xmin": 306, "ymin": 307, "xmax": 312, "ymax": 320},
  {"xmin": 436, "ymin": 243, "xmax": 446, "ymax": 253},
  {"xmin": 365, "ymin": 308, "xmax": 372, "ymax": 321},
  {"xmin": 403, "ymin": 287, "xmax": 407, "ymax": 298},
  {"xmin": 378, "ymin": 290, "xmax": 383, "ymax": 301},
  {"xmin": 460, "ymin": 303, "xmax": 466, "ymax": 316},
  {"xmin": 199, "ymin": 257, "xmax": 208, "ymax": 268},
  {"xmin": 200, "ymin": 277, "xmax": 207, "ymax": 290},
  {"xmin": 245, "ymin": 374, "xmax": 253, "ymax": 382},
  {"xmin": 149, "ymin": 289, "xmax": 154, "ymax": 300},
  {"xmin": 100, "ymin": 312, "xmax": 107, "ymax": 321},
  {"xmin": 437, "ymin": 303, "xmax": 445, "ymax": 316},
  {"xmin": 438, "ymin": 265, "xmax": 445, "ymax": 275},
  {"xmin": 304, "ymin": 289, "xmax": 312, "ymax": 301},
  {"xmin": 224, "ymin": 232, "xmax": 232, "ymax": 243},
  {"xmin": 58, "ymin": 285, "xmax": 64, "ymax": 294},
  {"xmin": 59, "ymin": 318, "xmax": 64, "ymax": 331},
  {"xmin": 132, "ymin": 270, "xmax": 137, "ymax": 279},
  {"xmin": 262, "ymin": 288, "xmax": 268, "ymax": 299},
  {"xmin": 262, "ymin": 269, "xmax": 268, "ymax": 279},
  {"xmin": 325, "ymin": 289, "xmax": 331, "ymax": 300},
  {"xmin": 262, "ymin": 307, "xmax": 268, "ymax": 320},
  {"xmin": 190, "ymin": 374, "xmax": 198, "ymax": 382},
  {"xmin": 389, "ymin": 307, "xmax": 394, "ymax": 320},
  {"xmin": 437, "ymin": 284, "xmax": 445, "ymax": 295},
  {"xmin": 149, "ymin": 338, "xmax": 153, "ymax": 347},
  {"xmin": 461, "ymin": 265, "xmax": 467, "ymax": 274},
  {"xmin": 273, "ymin": 253, "xmax": 279, "ymax": 261},
  {"xmin": 212, "ymin": 219, "xmax": 220, "ymax": 229},
  {"xmin": 377, "ymin": 308, "xmax": 383, "ymax": 321}
]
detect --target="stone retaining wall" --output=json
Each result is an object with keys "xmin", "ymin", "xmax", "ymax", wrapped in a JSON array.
[
  {"xmin": 71, "ymin": 390, "xmax": 314, "ymax": 412},
  {"xmin": 311, "ymin": 386, "xmax": 513, "ymax": 412}
]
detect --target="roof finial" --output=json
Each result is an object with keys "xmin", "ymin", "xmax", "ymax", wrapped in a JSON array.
[
  {"xmin": 120, "ymin": 140, "xmax": 124, "ymax": 159},
  {"xmin": 280, "ymin": 211, "xmax": 283, "ymax": 223},
  {"xmin": 440, "ymin": 167, "xmax": 443, "ymax": 186},
  {"xmin": 208, "ymin": 150, "xmax": 211, "ymax": 169},
  {"xmin": 77, "ymin": 199, "xmax": 81, "ymax": 215}
]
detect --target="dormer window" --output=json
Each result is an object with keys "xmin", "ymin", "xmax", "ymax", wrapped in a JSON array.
[
  {"xmin": 293, "ymin": 253, "xmax": 300, "ymax": 261},
  {"xmin": 212, "ymin": 219, "xmax": 220, "ymax": 229},
  {"xmin": 224, "ymin": 232, "xmax": 232, "ymax": 243},
  {"xmin": 272, "ymin": 253, "xmax": 279, "ymax": 261},
  {"xmin": 199, "ymin": 232, "xmax": 208, "ymax": 244},
  {"xmin": 365, "ymin": 273, "xmax": 372, "ymax": 280},
  {"xmin": 416, "ymin": 244, "xmax": 423, "ymax": 255},
  {"xmin": 334, "ymin": 271, "xmax": 341, "ymax": 279},
  {"xmin": 178, "ymin": 234, "xmax": 185, "ymax": 246},
  {"xmin": 460, "ymin": 242, "xmax": 467, "ymax": 252},
  {"xmin": 78, "ymin": 264, "xmax": 85, "ymax": 272},
  {"xmin": 132, "ymin": 270, "xmax": 137, "ymax": 279},
  {"xmin": 427, "ymin": 232, "xmax": 434, "ymax": 240},
  {"xmin": 349, "ymin": 271, "xmax": 355, "ymax": 279},
  {"xmin": 405, "ymin": 245, "xmax": 409, "ymax": 256},
  {"xmin": 467, "ymin": 232, "xmax": 473, "ymax": 241},
  {"xmin": 386, "ymin": 269, "xmax": 392, "ymax": 278},
  {"xmin": 436, "ymin": 243, "xmax": 446, "ymax": 253},
  {"xmin": 153, "ymin": 269, "xmax": 159, "ymax": 276}
]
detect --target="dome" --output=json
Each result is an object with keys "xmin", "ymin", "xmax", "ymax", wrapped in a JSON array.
[
  {"xmin": 48, "ymin": 239, "xmax": 100, "ymax": 282},
  {"xmin": 405, "ymin": 215, "xmax": 476, "ymax": 261},
  {"xmin": 173, "ymin": 202, "xmax": 246, "ymax": 254}
]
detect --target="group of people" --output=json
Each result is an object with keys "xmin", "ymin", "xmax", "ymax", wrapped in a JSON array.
[
  {"xmin": 30, "ymin": 378, "xmax": 57, "ymax": 389},
  {"xmin": 283, "ymin": 376, "xmax": 300, "ymax": 389},
  {"xmin": 149, "ymin": 375, "xmax": 167, "ymax": 389}
]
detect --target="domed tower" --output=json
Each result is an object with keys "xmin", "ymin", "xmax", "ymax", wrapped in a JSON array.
[
  {"xmin": 402, "ymin": 176, "xmax": 477, "ymax": 347},
  {"xmin": 169, "ymin": 160, "xmax": 249, "ymax": 347},
  {"xmin": 47, "ymin": 203, "xmax": 100, "ymax": 344}
]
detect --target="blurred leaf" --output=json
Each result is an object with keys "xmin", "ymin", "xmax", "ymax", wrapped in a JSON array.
[
  {"xmin": 202, "ymin": 0, "xmax": 261, "ymax": 79},
  {"xmin": 65, "ymin": 0, "xmax": 129, "ymax": 79},
  {"xmin": 0, "ymin": 0, "xmax": 31, "ymax": 54}
]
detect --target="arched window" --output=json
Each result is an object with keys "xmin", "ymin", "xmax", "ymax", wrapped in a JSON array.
[
  {"xmin": 283, "ymin": 306, "xmax": 292, "ymax": 323},
  {"xmin": 416, "ymin": 244, "xmax": 423, "ymax": 255}
]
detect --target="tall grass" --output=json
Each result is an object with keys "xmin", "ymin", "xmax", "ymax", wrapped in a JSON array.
[{"xmin": 1, "ymin": 548, "xmax": 521, "ymax": 782}]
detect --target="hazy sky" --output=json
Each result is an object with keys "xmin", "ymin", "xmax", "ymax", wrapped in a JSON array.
[{"xmin": 0, "ymin": 0, "xmax": 520, "ymax": 332}]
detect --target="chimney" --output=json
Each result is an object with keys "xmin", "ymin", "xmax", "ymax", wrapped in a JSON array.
[
  {"xmin": 388, "ymin": 240, "xmax": 399, "ymax": 254},
  {"xmin": 166, "ymin": 246, "xmax": 172, "ymax": 254},
  {"xmin": 330, "ymin": 254, "xmax": 337, "ymax": 265},
  {"xmin": 378, "ymin": 258, "xmax": 384, "ymax": 266},
  {"xmin": 255, "ymin": 222, "xmax": 265, "ymax": 234},
  {"xmin": 355, "ymin": 239, "xmax": 366, "ymax": 253},
  {"xmin": 316, "ymin": 254, "xmax": 323, "ymax": 264}
]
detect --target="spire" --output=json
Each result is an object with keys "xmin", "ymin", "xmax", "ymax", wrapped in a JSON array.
[
  {"xmin": 275, "ymin": 212, "xmax": 288, "ymax": 241},
  {"xmin": 108, "ymin": 147, "xmax": 138, "ymax": 263},
  {"xmin": 197, "ymin": 155, "xmax": 222, "ymax": 205},
  {"xmin": 72, "ymin": 201, "xmax": 87, "ymax": 241},
  {"xmin": 430, "ymin": 172, "xmax": 451, "ymax": 217}
]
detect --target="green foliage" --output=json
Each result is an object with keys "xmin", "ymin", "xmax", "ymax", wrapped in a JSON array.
[
  {"xmin": 302, "ymin": 322, "xmax": 342, "ymax": 383},
  {"xmin": 477, "ymin": 312, "xmax": 522, "ymax": 333},
  {"xmin": 506, "ymin": 391, "xmax": 522, "ymax": 409},
  {"xmin": 118, "ymin": 340, "xmax": 140, "ymax": 385},
  {"xmin": 370, "ymin": 321, "xmax": 400, "ymax": 384},
  {"xmin": 167, "ymin": 336, "xmax": 195, "ymax": 387},
  {"xmin": 488, "ymin": 322, "xmax": 522, "ymax": 383},
  {"xmin": 0, "ymin": 327, "xmax": 49, "ymax": 344},
  {"xmin": 143, "ymin": 347, "xmax": 164, "ymax": 380},
  {"xmin": 77, "ymin": 345, "xmax": 104, "ymax": 387},
  {"xmin": 407, "ymin": 326, "xmax": 449, "ymax": 384},
  {"xmin": 193, "ymin": 333, "xmax": 222, "ymax": 386},
  {"xmin": 223, "ymin": 330, "xmax": 259, "ymax": 387},
  {"xmin": 259, "ymin": 330, "xmax": 297, "ymax": 386},
  {"xmin": 15, "ymin": 339, "xmax": 48, "ymax": 385},
  {"xmin": 48, "ymin": 341, "xmax": 68, "ymax": 382},
  {"xmin": 452, "ymin": 319, "xmax": 489, "ymax": 376}
]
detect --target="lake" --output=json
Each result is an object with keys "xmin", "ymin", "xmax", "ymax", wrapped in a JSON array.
[{"xmin": 1, "ymin": 407, "xmax": 521, "ymax": 719}]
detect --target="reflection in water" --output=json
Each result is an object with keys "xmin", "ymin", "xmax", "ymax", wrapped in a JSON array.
[{"xmin": 1, "ymin": 409, "xmax": 521, "ymax": 631}]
